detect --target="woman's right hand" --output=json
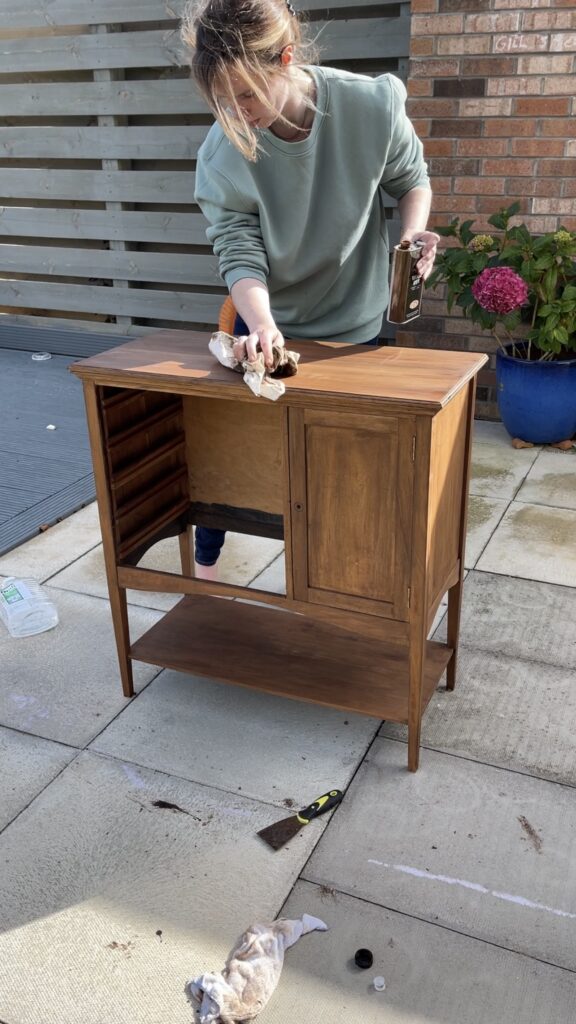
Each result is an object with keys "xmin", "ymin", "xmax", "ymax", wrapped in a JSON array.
[{"xmin": 233, "ymin": 322, "xmax": 285, "ymax": 369}]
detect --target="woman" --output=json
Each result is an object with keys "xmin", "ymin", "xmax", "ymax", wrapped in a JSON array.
[{"xmin": 182, "ymin": 0, "xmax": 439, "ymax": 579}]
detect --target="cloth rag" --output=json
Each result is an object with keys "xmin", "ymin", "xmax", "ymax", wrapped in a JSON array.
[
  {"xmin": 185, "ymin": 913, "xmax": 327, "ymax": 1023},
  {"xmin": 208, "ymin": 331, "xmax": 300, "ymax": 401}
]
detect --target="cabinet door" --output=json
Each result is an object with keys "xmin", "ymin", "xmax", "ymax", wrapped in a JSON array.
[{"xmin": 288, "ymin": 409, "xmax": 415, "ymax": 619}]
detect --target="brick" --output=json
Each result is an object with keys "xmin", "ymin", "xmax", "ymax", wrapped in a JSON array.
[
  {"xmin": 483, "ymin": 158, "xmax": 534, "ymax": 176},
  {"xmin": 408, "ymin": 79, "xmax": 433, "ymax": 97},
  {"xmin": 430, "ymin": 176, "xmax": 452, "ymax": 193},
  {"xmin": 457, "ymin": 138, "xmax": 508, "ymax": 155},
  {"xmin": 410, "ymin": 58, "xmax": 460, "ymax": 77},
  {"xmin": 424, "ymin": 138, "xmax": 455, "ymax": 155},
  {"xmin": 511, "ymin": 138, "xmax": 565, "ymax": 157},
  {"xmin": 430, "ymin": 156, "xmax": 480, "ymax": 175},
  {"xmin": 408, "ymin": 98, "xmax": 459, "ymax": 117},
  {"xmin": 520, "ymin": 216, "xmax": 564, "ymax": 232},
  {"xmin": 476, "ymin": 196, "xmax": 530, "ymax": 216},
  {"xmin": 461, "ymin": 56, "xmax": 517, "ymax": 75},
  {"xmin": 549, "ymin": 31, "xmax": 576, "ymax": 51},
  {"xmin": 454, "ymin": 177, "xmax": 506, "ymax": 194},
  {"xmin": 540, "ymin": 118, "xmax": 574, "ymax": 136},
  {"xmin": 434, "ymin": 78, "xmax": 486, "ymax": 97},
  {"xmin": 412, "ymin": 14, "xmax": 464, "ymax": 34},
  {"xmin": 538, "ymin": 158, "xmax": 576, "ymax": 177},
  {"xmin": 517, "ymin": 55, "xmax": 572, "ymax": 74},
  {"xmin": 431, "ymin": 194, "xmax": 483, "ymax": 212},
  {"xmin": 562, "ymin": 179, "xmax": 576, "ymax": 197},
  {"xmin": 439, "ymin": 0, "xmax": 491, "ymax": 9},
  {"xmin": 514, "ymin": 97, "xmax": 570, "ymax": 115},
  {"xmin": 495, "ymin": 0, "xmax": 551, "ymax": 7},
  {"xmin": 506, "ymin": 177, "xmax": 562, "ymax": 197},
  {"xmin": 437, "ymin": 35, "xmax": 492, "ymax": 55},
  {"xmin": 430, "ymin": 118, "xmax": 482, "ymax": 137},
  {"xmin": 523, "ymin": 11, "xmax": 576, "ymax": 30},
  {"xmin": 487, "ymin": 77, "xmax": 544, "ymax": 96},
  {"xmin": 484, "ymin": 118, "xmax": 536, "ymax": 137},
  {"xmin": 459, "ymin": 98, "xmax": 513, "ymax": 116},
  {"xmin": 559, "ymin": 218, "xmax": 576, "ymax": 232},
  {"xmin": 543, "ymin": 75, "xmax": 576, "ymax": 95},
  {"xmin": 533, "ymin": 198, "xmax": 576, "ymax": 214},
  {"xmin": 566, "ymin": 141, "xmax": 576, "ymax": 158},
  {"xmin": 411, "ymin": 0, "xmax": 438, "ymax": 10},
  {"xmin": 493, "ymin": 33, "xmax": 549, "ymax": 52},
  {"xmin": 410, "ymin": 37, "xmax": 436, "ymax": 56},
  {"xmin": 466, "ymin": 13, "xmax": 520, "ymax": 32}
]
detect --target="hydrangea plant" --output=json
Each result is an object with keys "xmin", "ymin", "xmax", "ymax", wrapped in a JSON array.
[{"xmin": 427, "ymin": 202, "xmax": 576, "ymax": 361}]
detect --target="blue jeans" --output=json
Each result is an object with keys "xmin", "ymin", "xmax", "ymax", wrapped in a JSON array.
[{"xmin": 195, "ymin": 315, "xmax": 380, "ymax": 566}]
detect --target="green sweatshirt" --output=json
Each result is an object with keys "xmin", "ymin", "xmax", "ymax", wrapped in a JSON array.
[{"xmin": 195, "ymin": 67, "xmax": 430, "ymax": 342}]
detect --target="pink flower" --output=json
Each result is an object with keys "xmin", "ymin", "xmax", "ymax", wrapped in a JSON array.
[{"xmin": 471, "ymin": 267, "xmax": 529, "ymax": 314}]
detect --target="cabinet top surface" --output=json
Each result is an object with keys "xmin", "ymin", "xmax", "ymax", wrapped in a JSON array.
[{"xmin": 71, "ymin": 330, "xmax": 488, "ymax": 411}]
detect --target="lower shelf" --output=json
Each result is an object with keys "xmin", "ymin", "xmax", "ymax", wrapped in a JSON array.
[{"xmin": 130, "ymin": 595, "xmax": 453, "ymax": 723}]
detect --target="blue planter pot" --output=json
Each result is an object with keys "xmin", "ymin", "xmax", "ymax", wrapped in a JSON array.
[{"xmin": 496, "ymin": 342, "xmax": 576, "ymax": 444}]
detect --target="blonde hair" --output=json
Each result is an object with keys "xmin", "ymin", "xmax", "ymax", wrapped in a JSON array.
[{"xmin": 181, "ymin": 0, "xmax": 317, "ymax": 160}]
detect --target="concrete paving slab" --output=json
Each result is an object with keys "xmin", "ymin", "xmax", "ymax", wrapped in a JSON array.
[
  {"xmin": 1, "ymin": 587, "xmax": 162, "ymax": 747},
  {"xmin": 469, "ymin": 443, "xmax": 538, "ymax": 499},
  {"xmin": 473, "ymin": 419, "xmax": 514, "ymax": 446},
  {"xmin": 249, "ymin": 551, "xmax": 286, "ymax": 594},
  {"xmin": 515, "ymin": 450, "xmax": 576, "ymax": 510},
  {"xmin": 90, "ymin": 668, "xmax": 379, "ymax": 807},
  {"xmin": 49, "ymin": 532, "xmax": 285, "ymax": 611},
  {"xmin": 0, "ymin": 501, "xmax": 101, "ymax": 582},
  {"xmin": 380, "ymin": 647, "xmax": 576, "ymax": 786},
  {"xmin": 434, "ymin": 571, "xmax": 576, "ymax": 669},
  {"xmin": 0, "ymin": 750, "xmax": 327, "ymax": 1024},
  {"xmin": 274, "ymin": 879, "xmax": 576, "ymax": 1024},
  {"xmin": 303, "ymin": 741, "xmax": 576, "ymax": 970},
  {"xmin": 477, "ymin": 501, "xmax": 576, "ymax": 586},
  {"xmin": 0, "ymin": 725, "xmax": 76, "ymax": 832},
  {"xmin": 465, "ymin": 495, "xmax": 508, "ymax": 568}
]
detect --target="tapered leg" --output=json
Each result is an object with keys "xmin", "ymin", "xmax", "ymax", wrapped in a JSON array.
[
  {"xmin": 407, "ymin": 629, "xmax": 426, "ymax": 772},
  {"xmin": 446, "ymin": 577, "xmax": 464, "ymax": 691},
  {"xmin": 109, "ymin": 585, "xmax": 134, "ymax": 697}
]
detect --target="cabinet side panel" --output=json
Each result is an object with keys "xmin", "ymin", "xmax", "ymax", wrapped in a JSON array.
[{"xmin": 426, "ymin": 386, "xmax": 468, "ymax": 608}]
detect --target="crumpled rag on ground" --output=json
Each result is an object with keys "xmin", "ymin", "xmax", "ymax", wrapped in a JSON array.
[
  {"xmin": 185, "ymin": 913, "xmax": 327, "ymax": 1022},
  {"xmin": 209, "ymin": 331, "xmax": 300, "ymax": 401}
]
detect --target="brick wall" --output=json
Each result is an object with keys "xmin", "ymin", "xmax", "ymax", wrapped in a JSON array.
[{"xmin": 401, "ymin": 0, "xmax": 576, "ymax": 419}]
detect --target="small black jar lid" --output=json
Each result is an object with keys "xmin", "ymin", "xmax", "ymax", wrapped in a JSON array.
[{"xmin": 354, "ymin": 948, "xmax": 373, "ymax": 969}]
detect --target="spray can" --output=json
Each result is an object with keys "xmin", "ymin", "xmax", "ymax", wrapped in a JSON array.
[{"xmin": 387, "ymin": 239, "xmax": 425, "ymax": 325}]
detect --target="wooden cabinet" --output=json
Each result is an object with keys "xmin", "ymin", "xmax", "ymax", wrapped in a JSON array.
[{"xmin": 71, "ymin": 332, "xmax": 487, "ymax": 771}]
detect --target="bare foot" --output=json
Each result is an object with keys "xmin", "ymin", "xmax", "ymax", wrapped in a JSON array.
[{"xmin": 194, "ymin": 562, "xmax": 219, "ymax": 581}]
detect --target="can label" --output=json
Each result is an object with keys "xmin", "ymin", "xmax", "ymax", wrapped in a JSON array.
[
  {"xmin": 0, "ymin": 582, "xmax": 25, "ymax": 605},
  {"xmin": 387, "ymin": 241, "xmax": 424, "ymax": 325}
]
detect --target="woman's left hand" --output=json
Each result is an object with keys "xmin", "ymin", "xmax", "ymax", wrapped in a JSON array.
[{"xmin": 405, "ymin": 230, "xmax": 441, "ymax": 280}]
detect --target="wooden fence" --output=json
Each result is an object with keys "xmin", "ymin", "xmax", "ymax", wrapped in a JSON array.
[{"xmin": 0, "ymin": 0, "xmax": 411, "ymax": 344}]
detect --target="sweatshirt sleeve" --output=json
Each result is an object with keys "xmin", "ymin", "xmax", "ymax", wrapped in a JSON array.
[
  {"xmin": 379, "ymin": 75, "xmax": 430, "ymax": 201},
  {"xmin": 194, "ymin": 157, "xmax": 269, "ymax": 290}
]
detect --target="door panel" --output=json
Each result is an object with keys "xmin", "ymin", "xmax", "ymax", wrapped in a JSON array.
[{"xmin": 289, "ymin": 409, "xmax": 414, "ymax": 619}]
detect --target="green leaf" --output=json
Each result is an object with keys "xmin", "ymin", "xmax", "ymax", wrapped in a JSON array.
[
  {"xmin": 434, "ymin": 223, "xmax": 459, "ymax": 237},
  {"xmin": 487, "ymin": 210, "xmax": 507, "ymax": 231},
  {"xmin": 458, "ymin": 220, "xmax": 475, "ymax": 245}
]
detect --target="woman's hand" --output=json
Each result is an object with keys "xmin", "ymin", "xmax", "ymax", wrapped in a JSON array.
[
  {"xmin": 233, "ymin": 323, "xmax": 285, "ymax": 369},
  {"xmin": 407, "ymin": 230, "xmax": 441, "ymax": 280}
]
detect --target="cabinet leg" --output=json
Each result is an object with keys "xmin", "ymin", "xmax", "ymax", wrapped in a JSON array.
[
  {"xmin": 408, "ymin": 720, "xmax": 421, "ymax": 772},
  {"xmin": 179, "ymin": 525, "xmax": 194, "ymax": 576},
  {"xmin": 110, "ymin": 586, "xmax": 134, "ymax": 698},
  {"xmin": 446, "ymin": 577, "xmax": 464, "ymax": 692}
]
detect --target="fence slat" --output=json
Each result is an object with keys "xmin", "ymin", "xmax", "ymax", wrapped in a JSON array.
[
  {"xmin": 1, "ymin": 29, "xmax": 185, "ymax": 74},
  {"xmin": 0, "ymin": 207, "xmax": 208, "ymax": 243},
  {"xmin": 0, "ymin": 125, "xmax": 207, "ymax": 160},
  {"xmin": 0, "ymin": 245, "xmax": 219, "ymax": 285},
  {"xmin": 0, "ymin": 168, "xmax": 197, "ymax": 203},
  {"xmin": 0, "ymin": 79, "xmax": 207, "ymax": 117},
  {"xmin": 315, "ymin": 15, "xmax": 410, "ymax": 61},
  {"xmin": 0, "ymin": 279, "xmax": 222, "ymax": 321},
  {"xmin": 0, "ymin": 0, "xmax": 401, "ymax": 30}
]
